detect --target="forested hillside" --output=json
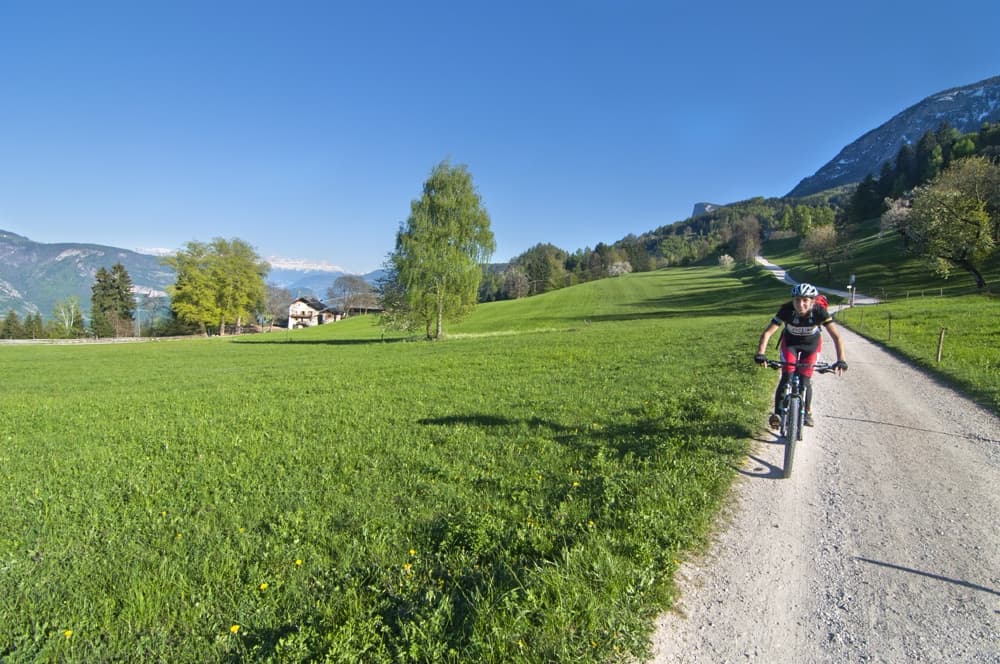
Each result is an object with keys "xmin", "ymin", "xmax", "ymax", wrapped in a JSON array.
[{"xmin": 484, "ymin": 120, "xmax": 1000, "ymax": 302}]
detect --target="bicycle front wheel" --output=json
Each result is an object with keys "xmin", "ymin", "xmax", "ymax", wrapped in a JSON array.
[{"xmin": 783, "ymin": 395, "xmax": 801, "ymax": 478}]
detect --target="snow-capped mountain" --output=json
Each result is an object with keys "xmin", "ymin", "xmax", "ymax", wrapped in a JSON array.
[
  {"xmin": 787, "ymin": 75, "xmax": 1000, "ymax": 197},
  {"xmin": 265, "ymin": 257, "xmax": 383, "ymax": 298}
]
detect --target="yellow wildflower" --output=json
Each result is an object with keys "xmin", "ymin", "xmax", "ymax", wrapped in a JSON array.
[
  {"xmin": 230, "ymin": 624, "xmax": 240, "ymax": 634},
  {"xmin": 259, "ymin": 582, "xmax": 269, "ymax": 591},
  {"xmin": 63, "ymin": 629, "xmax": 73, "ymax": 639}
]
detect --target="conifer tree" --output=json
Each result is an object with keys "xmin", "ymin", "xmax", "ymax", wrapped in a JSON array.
[
  {"xmin": 1, "ymin": 309, "xmax": 22, "ymax": 339},
  {"xmin": 90, "ymin": 263, "xmax": 136, "ymax": 337}
]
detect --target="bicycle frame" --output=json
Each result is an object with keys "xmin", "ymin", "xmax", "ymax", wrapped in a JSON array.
[{"xmin": 765, "ymin": 358, "xmax": 833, "ymax": 478}]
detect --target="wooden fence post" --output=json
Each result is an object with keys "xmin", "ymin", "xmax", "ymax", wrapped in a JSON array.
[
  {"xmin": 937, "ymin": 328, "xmax": 947, "ymax": 363},
  {"xmin": 888, "ymin": 311, "xmax": 892, "ymax": 342}
]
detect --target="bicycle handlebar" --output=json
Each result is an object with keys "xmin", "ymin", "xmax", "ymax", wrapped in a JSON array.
[{"xmin": 764, "ymin": 359, "xmax": 835, "ymax": 373}]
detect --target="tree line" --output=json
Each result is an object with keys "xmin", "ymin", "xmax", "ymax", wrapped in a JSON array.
[
  {"xmin": 0, "ymin": 237, "xmax": 383, "ymax": 340},
  {"xmin": 1, "ymin": 240, "xmax": 279, "ymax": 340},
  {"xmin": 2, "ymin": 263, "xmax": 140, "ymax": 340},
  {"xmin": 473, "ymin": 196, "xmax": 843, "ymax": 302}
]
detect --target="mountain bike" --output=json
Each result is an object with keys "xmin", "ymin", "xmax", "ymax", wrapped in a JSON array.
[{"xmin": 765, "ymin": 359, "xmax": 835, "ymax": 478}]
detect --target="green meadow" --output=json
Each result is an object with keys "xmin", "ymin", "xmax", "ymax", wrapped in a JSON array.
[
  {"xmin": 3, "ymin": 255, "xmax": 994, "ymax": 662},
  {"xmin": 1, "ymin": 266, "xmax": 786, "ymax": 662}
]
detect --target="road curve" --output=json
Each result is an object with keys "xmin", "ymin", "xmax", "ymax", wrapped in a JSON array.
[
  {"xmin": 648, "ymin": 324, "xmax": 1000, "ymax": 662},
  {"xmin": 753, "ymin": 255, "xmax": 879, "ymax": 305}
]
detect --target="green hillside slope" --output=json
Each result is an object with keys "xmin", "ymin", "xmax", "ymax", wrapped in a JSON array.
[{"xmin": 764, "ymin": 219, "xmax": 1000, "ymax": 300}]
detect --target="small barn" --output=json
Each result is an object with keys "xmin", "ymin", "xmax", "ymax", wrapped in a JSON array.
[{"xmin": 287, "ymin": 297, "xmax": 340, "ymax": 329}]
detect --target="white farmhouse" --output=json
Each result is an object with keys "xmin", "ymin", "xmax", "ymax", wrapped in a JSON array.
[{"xmin": 287, "ymin": 297, "xmax": 340, "ymax": 329}]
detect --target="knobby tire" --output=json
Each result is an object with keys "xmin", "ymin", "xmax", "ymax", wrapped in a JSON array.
[{"xmin": 783, "ymin": 395, "xmax": 801, "ymax": 478}]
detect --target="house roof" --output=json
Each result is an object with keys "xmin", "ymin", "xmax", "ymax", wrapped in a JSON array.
[{"xmin": 291, "ymin": 296, "xmax": 340, "ymax": 313}]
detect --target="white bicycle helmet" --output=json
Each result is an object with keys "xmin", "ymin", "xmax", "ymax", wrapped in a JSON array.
[{"xmin": 791, "ymin": 283, "xmax": 818, "ymax": 298}]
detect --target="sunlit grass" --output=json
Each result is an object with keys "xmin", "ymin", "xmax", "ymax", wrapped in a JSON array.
[
  {"xmin": 3, "ymin": 254, "xmax": 993, "ymax": 661},
  {"xmin": 0, "ymin": 265, "xmax": 778, "ymax": 662}
]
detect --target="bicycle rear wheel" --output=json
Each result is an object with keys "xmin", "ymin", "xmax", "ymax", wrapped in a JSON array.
[{"xmin": 783, "ymin": 395, "xmax": 801, "ymax": 478}]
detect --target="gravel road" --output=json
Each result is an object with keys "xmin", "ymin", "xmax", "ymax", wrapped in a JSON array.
[{"xmin": 649, "ymin": 323, "xmax": 1000, "ymax": 663}]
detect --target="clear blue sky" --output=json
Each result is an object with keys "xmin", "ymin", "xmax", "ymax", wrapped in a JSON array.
[{"xmin": 2, "ymin": 1, "xmax": 998, "ymax": 274}]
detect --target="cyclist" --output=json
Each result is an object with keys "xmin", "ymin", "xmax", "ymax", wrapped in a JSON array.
[{"xmin": 755, "ymin": 283, "xmax": 847, "ymax": 428}]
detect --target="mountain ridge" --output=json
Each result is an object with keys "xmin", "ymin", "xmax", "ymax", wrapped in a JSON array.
[
  {"xmin": 787, "ymin": 74, "xmax": 1000, "ymax": 197},
  {"xmin": 0, "ymin": 230, "xmax": 175, "ymax": 318},
  {"xmin": 0, "ymin": 230, "xmax": 381, "ymax": 318}
]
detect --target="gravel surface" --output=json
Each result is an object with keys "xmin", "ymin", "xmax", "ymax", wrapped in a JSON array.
[{"xmin": 649, "ymin": 323, "xmax": 1000, "ymax": 663}]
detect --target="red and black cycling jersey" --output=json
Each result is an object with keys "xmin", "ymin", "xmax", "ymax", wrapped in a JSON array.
[{"xmin": 771, "ymin": 302, "xmax": 832, "ymax": 352}]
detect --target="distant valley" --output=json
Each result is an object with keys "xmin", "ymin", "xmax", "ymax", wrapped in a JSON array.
[{"xmin": 0, "ymin": 230, "xmax": 380, "ymax": 318}]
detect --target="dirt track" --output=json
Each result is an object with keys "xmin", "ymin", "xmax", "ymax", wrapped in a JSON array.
[{"xmin": 649, "ymin": 323, "xmax": 1000, "ymax": 662}]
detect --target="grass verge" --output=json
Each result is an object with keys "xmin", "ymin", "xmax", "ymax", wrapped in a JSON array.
[{"xmin": 836, "ymin": 296, "xmax": 1000, "ymax": 413}]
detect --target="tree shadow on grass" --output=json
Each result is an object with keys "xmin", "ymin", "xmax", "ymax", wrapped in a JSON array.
[
  {"xmin": 232, "ymin": 336, "xmax": 413, "ymax": 346},
  {"xmin": 418, "ymin": 410, "xmax": 750, "ymax": 463},
  {"xmin": 238, "ymin": 404, "xmax": 754, "ymax": 660},
  {"xmin": 400, "ymin": 408, "xmax": 752, "ymax": 656}
]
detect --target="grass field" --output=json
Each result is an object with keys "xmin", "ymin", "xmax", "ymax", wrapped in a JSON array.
[{"xmin": 0, "ymin": 265, "xmax": 786, "ymax": 662}]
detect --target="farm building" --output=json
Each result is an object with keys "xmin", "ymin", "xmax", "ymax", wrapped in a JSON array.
[{"xmin": 287, "ymin": 297, "xmax": 341, "ymax": 329}]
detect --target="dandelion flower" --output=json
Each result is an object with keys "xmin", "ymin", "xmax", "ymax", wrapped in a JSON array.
[
  {"xmin": 402, "ymin": 563, "xmax": 412, "ymax": 573},
  {"xmin": 230, "ymin": 624, "xmax": 240, "ymax": 634},
  {"xmin": 259, "ymin": 582, "xmax": 269, "ymax": 591},
  {"xmin": 295, "ymin": 559, "xmax": 303, "ymax": 566},
  {"xmin": 409, "ymin": 549, "xmax": 416, "ymax": 556},
  {"xmin": 63, "ymin": 629, "xmax": 73, "ymax": 639}
]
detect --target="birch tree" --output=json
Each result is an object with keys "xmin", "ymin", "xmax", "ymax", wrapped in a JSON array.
[{"xmin": 386, "ymin": 161, "xmax": 495, "ymax": 339}]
